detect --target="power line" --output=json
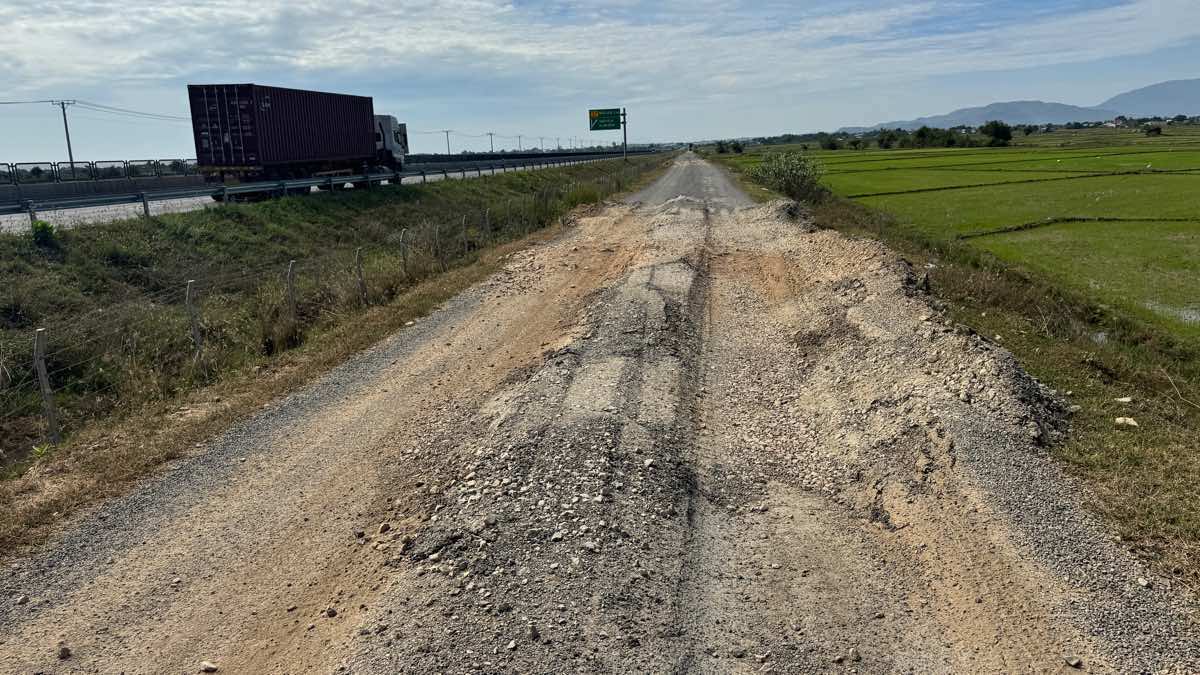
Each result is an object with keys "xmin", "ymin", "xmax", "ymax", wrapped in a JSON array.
[{"xmin": 76, "ymin": 101, "xmax": 190, "ymax": 123}]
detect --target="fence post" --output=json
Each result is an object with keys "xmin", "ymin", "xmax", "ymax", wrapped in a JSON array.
[
  {"xmin": 32, "ymin": 328, "xmax": 61, "ymax": 444},
  {"xmin": 26, "ymin": 202, "xmax": 37, "ymax": 226},
  {"xmin": 355, "ymin": 248, "xmax": 368, "ymax": 305},
  {"xmin": 433, "ymin": 222, "xmax": 446, "ymax": 272},
  {"xmin": 185, "ymin": 280, "xmax": 203, "ymax": 359},
  {"xmin": 140, "ymin": 193, "xmax": 150, "ymax": 218},
  {"xmin": 221, "ymin": 186, "xmax": 229, "ymax": 205},
  {"xmin": 286, "ymin": 260, "xmax": 298, "ymax": 319},
  {"xmin": 398, "ymin": 228, "xmax": 408, "ymax": 277},
  {"xmin": 421, "ymin": 170, "xmax": 427, "ymax": 184},
  {"xmin": 461, "ymin": 215, "xmax": 469, "ymax": 255}
]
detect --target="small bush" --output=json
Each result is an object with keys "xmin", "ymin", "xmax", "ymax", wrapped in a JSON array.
[
  {"xmin": 30, "ymin": 220, "xmax": 59, "ymax": 249},
  {"xmin": 748, "ymin": 151, "xmax": 828, "ymax": 203}
]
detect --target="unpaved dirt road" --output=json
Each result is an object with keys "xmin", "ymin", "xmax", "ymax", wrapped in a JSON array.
[{"xmin": 2, "ymin": 154, "xmax": 1197, "ymax": 673}]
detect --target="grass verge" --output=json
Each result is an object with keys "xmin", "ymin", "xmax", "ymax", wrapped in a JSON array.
[{"xmin": 0, "ymin": 155, "xmax": 671, "ymax": 554}]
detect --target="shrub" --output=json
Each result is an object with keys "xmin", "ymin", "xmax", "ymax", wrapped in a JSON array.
[
  {"xmin": 980, "ymin": 120, "xmax": 1013, "ymax": 146},
  {"xmin": 748, "ymin": 151, "xmax": 828, "ymax": 203},
  {"xmin": 30, "ymin": 220, "xmax": 59, "ymax": 249}
]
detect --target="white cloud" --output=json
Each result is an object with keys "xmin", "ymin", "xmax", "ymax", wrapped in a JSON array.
[{"xmin": 1, "ymin": 0, "xmax": 1198, "ymax": 155}]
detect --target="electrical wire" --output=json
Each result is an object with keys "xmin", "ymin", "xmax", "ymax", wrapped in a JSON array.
[{"xmin": 76, "ymin": 100, "xmax": 190, "ymax": 122}]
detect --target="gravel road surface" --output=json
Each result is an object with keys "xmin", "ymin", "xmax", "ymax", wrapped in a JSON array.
[{"xmin": 1, "ymin": 154, "xmax": 1196, "ymax": 673}]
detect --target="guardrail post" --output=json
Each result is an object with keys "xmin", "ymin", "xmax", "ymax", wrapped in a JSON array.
[
  {"xmin": 140, "ymin": 192, "xmax": 150, "ymax": 218},
  {"xmin": 32, "ymin": 328, "xmax": 61, "ymax": 444},
  {"xmin": 186, "ymin": 280, "xmax": 203, "ymax": 359},
  {"xmin": 355, "ymin": 248, "xmax": 368, "ymax": 305},
  {"xmin": 26, "ymin": 201, "xmax": 37, "ymax": 226},
  {"xmin": 420, "ymin": 170, "xmax": 427, "ymax": 184},
  {"xmin": 286, "ymin": 260, "xmax": 298, "ymax": 319},
  {"xmin": 221, "ymin": 186, "xmax": 229, "ymax": 205}
]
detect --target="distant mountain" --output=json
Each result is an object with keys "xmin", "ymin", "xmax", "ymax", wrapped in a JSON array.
[
  {"xmin": 840, "ymin": 100, "xmax": 1117, "ymax": 133},
  {"xmin": 1099, "ymin": 79, "xmax": 1200, "ymax": 117}
]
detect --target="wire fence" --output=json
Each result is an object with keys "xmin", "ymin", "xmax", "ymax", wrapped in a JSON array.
[{"xmin": 0, "ymin": 158, "xmax": 659, "ymax": 465}]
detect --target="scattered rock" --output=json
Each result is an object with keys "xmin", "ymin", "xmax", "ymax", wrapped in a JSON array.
[
  {"xmin": 1137, "ymin": 577, "xmax": 1151, "ymax": 588},
  {"xmin": 57, "ymin": 644, "xmax": 71, "ymax": 660},
  {"xmin": 506, "ymin": 639, "xmax": 517, "ymax": 651},
  {"xmin": 1114, "ymin": 396, "xmax": 1133, "ymax": 403},
  {"xmin": 729, "ymin": 646, "xmax": 747, "ymax": 658},
  {"xmin": 200, "ymin": 661, "xmax": 220, "ymax": 673},
  {"xmin": 15, "ymin": 595, "xmax": 29, "ymax": 605},
  {"xmin": 1064, "ymin": 655, "xmax": 1084, "ymax": 669},
  {"xmin": 325, "ymin": 607, "xmax": 338, "ymax": 618},
  {"xmin": 1114, "ymin": 417, "xmax": 1139, "ymax": 428},
  {"xmin": 550, "ymin": 531, "xmax": 565, "ymax": 541},
  {"xmin": 848, "ymin": 647, "xmax": 861, "ymax": 662},
  {"xmin": 378, "ymin": 522, "xmax": 391, "ymax": 535}
]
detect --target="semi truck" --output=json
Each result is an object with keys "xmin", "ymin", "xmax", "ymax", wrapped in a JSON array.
[{"xmin": 186, "ymin": 83, "xmax": 408, "ymax": 184}]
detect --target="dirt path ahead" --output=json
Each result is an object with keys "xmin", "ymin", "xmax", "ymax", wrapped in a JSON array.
[{"xmin": 2, "ymin": 154, "xmax": 1196, "ymax": 673}]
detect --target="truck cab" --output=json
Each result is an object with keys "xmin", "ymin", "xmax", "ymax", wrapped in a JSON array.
[{"xmin": 374, "ymin": 115, "xmax": 408, "ymax": 169}]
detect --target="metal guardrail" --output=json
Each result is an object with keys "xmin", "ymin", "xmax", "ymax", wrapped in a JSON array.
[
  {"xmin": 0, "ymin": 150, "xmax": 654, "ymax": 186},
  {"xmin": 0, "ymin": 153, "xmax": 650, "ymax": 221},
  {"xmin": 2, "ymin": 159, "xmax": 199, "ymax": 184}
]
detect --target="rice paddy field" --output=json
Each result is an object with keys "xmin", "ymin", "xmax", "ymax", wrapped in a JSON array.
[{"xmin": 721, "ymin": 127, "xmax": 1200, "ymax": 342}]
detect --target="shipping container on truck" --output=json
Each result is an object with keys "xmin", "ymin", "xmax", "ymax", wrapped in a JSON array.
[{"xmin": 186, "ymin": 83, "xmax": 407, "ymax": 184}]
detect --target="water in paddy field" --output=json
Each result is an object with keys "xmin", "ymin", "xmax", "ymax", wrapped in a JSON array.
[{"xmin": 1145, "ymin": 301, "xmax": 1200, "ymax": 325}]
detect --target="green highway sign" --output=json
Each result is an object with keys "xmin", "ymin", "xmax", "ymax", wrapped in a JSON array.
[{"xmin": 589, "ymin": 108, "xmax": 622, "ymax": 131}]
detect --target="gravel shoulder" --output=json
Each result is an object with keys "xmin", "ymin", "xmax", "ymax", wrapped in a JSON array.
[{"xmin": 1, "ymin": 154, "xmax": 1196, "ymax": 673}]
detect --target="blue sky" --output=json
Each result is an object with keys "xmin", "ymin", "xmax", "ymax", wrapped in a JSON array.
[{"xmin": 1, "ymin": 0, "xmax": 1198, "ymax": 160}]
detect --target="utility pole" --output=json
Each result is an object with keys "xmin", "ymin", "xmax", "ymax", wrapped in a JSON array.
[
  {"xmin": 517, "ymin": 135, "xmax": 522, "ymax": 151},
  {"xmin": 539, "ymin": 137, "xmax": 545, "ymax": 152},
  {"xmin": 556, "ymin": 137, "xmax": 560, "ymax": 150},
  {"xmin": 487, "ymin": 132, "xmax": 495, "ymax": 153},
  {"xmin": 441, "ymin": 130, "xmax": 452, "ymax": 156},
  {"xmin": 50, "ymin": 100, "xmax": 77, "ymax": 176}
]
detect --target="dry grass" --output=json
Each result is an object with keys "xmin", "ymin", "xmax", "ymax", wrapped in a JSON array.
[
  {"xmin": 0, "ymin": 156, "xmax": 672, "ymax": 556},
  {"xmin": 0, "ymin": 229, "xmax": 553, "ymax": 556}
]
